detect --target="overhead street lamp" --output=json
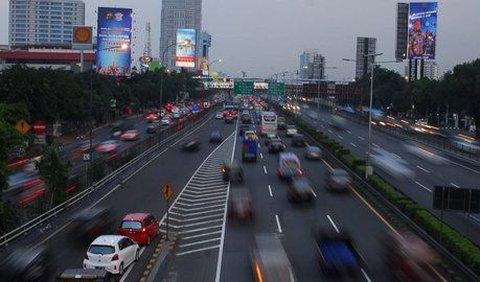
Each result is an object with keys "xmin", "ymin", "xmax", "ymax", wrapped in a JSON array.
[
  {"xmin": 87, "ymin": 44, "xmax": 129, "ymax": 186},
  {"xmin": 342, "ymin": 52, "xmax": 383, "ymax": 179}
]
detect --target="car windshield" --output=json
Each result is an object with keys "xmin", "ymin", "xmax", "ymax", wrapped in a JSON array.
[
  {"xmin": 333, "ymin": 170, "xmax": 349, "ymax": 178},
  {"xmin": 282, "ymin": 160, "xmax": 299, "ymax": 169},
  {"xmin": 120, "ymin": 220, "xmax": 142, "ymax": 229},
  {"xmin": 88, "ymin": 245, "xmax": 115, "ymax": 255},
  {"xmin": 308, "ymin": 146, "xmax": 321, "ymax": 153}
]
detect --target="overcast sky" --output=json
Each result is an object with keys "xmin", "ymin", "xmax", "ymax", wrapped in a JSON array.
[{"xmin": 1, "ymin": 0, "xmax": 480, "ymax": 80}]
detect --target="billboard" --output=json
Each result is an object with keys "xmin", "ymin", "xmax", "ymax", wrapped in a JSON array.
[
  {"xmin": 96, "ymin": 7, "xmax": 132, "ymax": 76},
  {"xmin": 176, "ymin": 28, "xmax": 196, "ymax": 68},
  {"xmin": 407, "ymin": 2, "xmax": 438, "ymax": 60}
]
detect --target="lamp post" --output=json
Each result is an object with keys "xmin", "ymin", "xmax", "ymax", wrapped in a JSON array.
[
  {"xmin": 343, "ymin": 52, "xmax": 383, "ymax": 179},
  {"xmin": 87, "ymin": 43, "xmax": 128, "ymax": 187},
  {"xmin": 159, "ymin": 41, "xmax": 178, "ymax": 114}
]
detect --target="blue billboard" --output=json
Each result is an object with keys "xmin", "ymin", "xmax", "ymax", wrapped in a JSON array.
[
  {"xmin": 407, "ymin": 2, "xmax": 438, "ymax": 60},
  {"xmin": 176, "ymin": 28, "xmax": 196, "ymax": 68},
  {"xmin": 96, "ymin": 7, "xmax": 132, "ymax": 76}
]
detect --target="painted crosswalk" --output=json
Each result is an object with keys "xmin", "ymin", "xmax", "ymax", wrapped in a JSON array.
[{"xmin": 159, "ymin": 132, "xmax": 235, "ymax": 256}]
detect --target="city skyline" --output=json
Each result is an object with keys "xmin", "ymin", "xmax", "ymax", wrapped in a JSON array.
[{"xmin": 1, "ymin": 0, "xmax": 480, "ymax": 80}]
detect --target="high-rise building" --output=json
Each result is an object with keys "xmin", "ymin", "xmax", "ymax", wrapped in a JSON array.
[
  {"xmin": 406, "ymin": 60, "xmax": 439, "ymax": 80},
  {"xmin": 423, "ymin": 61, "xmax": 439, "ymax": 80},
  {"xmin": 159, "ymin": 0, "xmax": 202, "ymax": 69},
  {"xmin": 355, "ymin": 37, "xmax": 377, "ymax": 80},
  {"xmin": 395, "ymin": 3, "xmax": 409, "ymax": 61},
  {"xmin": 303, "ymin": 54, "xmax": 325, "ymax": 80},
  {"xmin": 9, "ymin": 0, "xmax": 85, "ymax": 46},
  {"xmin": 299, "ymin": 49, "xmax": 317, "ymax": 79},
  {"xmin": 200, "ymin": 31, "xmax": 211, "ymax": 59}
]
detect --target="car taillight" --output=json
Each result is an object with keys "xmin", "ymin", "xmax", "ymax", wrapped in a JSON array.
[
  {"xmin": 278, "ymin": 169, "xmax": 283, "ymax": 176},
  {"xmin": 142, "ymin": 228, "xmax": 146, "ymax": 232},
  {"xmin": 112, "ymin": 254, "xmax": 119, "ymax": 261},
  {"xmin": 296, "ymin": 168, "xmax": 303, "ymax": 176},
  {"xmin": 84, "ymin": 253, "xmax": 89, "ymax": 260}
]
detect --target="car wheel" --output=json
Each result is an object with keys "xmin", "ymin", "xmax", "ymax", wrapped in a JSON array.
[
  {"xmin": 119, "ymin": 262, "xmax": 124, "ymax": 276},
  {"xmin": 135, "ymin": 249, "xmax": 139, "ymax": 262}
]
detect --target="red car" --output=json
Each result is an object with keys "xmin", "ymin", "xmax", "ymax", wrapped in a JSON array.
[
  {"xmin": 145, "ymin": 112, "xmax": 159, "ymax": 123},
  {"xmin": 120, "ymin": 130, "xmax": 140, "ymax": 141},
  {"xmin": 117, "ymin": 213, "xmax": 159, "ymax": 245}
]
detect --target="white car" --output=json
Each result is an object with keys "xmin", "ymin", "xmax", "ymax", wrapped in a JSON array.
[
  {"xmin": 161, "ymin": 117, "xmax": 171, "ymax": 126},
  {"xmin": 83, "ymin": 235, "xmax": 139, "ymax": 275},
  {"xmin": 286, "ymin": 125, "xmax": 298, "ymax": 137},
  {"xmin": 215, "ymin": 112, "xmax": 224, "ymax": 119}
]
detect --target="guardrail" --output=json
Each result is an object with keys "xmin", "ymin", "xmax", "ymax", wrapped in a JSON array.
[
  {"xmin": 0, "ymin": 107, "xmax": 217, "ymax": 248},
  {"xmin": 274, "ymin": 102, "xmax": 479, "ymax": 281}
]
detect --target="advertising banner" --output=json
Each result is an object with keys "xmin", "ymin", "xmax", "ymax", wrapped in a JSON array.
[
  {"xmin": 176, "ymin": 29, "xmax": 196, "ymax": 68},
  {"xmin": 96, "ymin": 7, "xmax": 132, "ymax": 76},
  {"xmin": 407, "ymin": 2, "xmax": 438, "ymax": 60}
]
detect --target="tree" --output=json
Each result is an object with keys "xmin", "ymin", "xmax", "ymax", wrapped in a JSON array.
[{"xmin": 36, "ymin": 145, "xmax": 71, "ymax": 208}]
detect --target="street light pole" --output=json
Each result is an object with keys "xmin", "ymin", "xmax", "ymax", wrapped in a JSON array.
[{"xmin": 159, "ymin": 42, "xmax": 177, "ymax": 113}]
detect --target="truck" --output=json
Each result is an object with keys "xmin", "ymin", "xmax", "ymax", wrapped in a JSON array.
[
  {"xmin": 242, "ymin": 131, "xmax": 258, "ymax": 162},
  {"xmin": 314, "ymin": 229, "xmax": 364, "ymax": 278}
]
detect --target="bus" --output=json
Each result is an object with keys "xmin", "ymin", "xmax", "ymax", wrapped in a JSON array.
[{"xmin": 259, "ymin": 111, "xmax": 277, "ymax": 136}]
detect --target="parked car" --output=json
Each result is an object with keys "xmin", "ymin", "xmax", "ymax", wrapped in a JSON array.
[
  {"xmin": 83, "ymin": 235, "xmax": 139, "ymax": 275},
  {"xmin": 305, "ymin": 145, "xmax": 322, "ymax": 160},
  {"xmin": 117, "ymin": 213, "xmax": 159, "ymax": 245}
]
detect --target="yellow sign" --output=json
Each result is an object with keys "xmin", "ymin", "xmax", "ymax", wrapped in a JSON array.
[
  {"xmin": 162, "ymin": 183, "xmax": 173, "ymax": 200},
  {"xmin": 73, "ymin": 26, "xmax": 93, "ymax": 44},
  {"xmin": 15, "ymin": 119, "xmax": 31, "ymax": 134}
]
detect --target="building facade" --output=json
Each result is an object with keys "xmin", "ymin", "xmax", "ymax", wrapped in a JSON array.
[
  {"xmin": 159, "ymin": 0, "xmax": 202, "ymax": 69},
  {"xmin": 406, "ymin": 60, "xmax": 439, "ymax": 80},
  {"xmin": 200, "ymin": 31, "xmax": 211, "ymax": 59},
  {"xmin": 355, "ymin": 37, "xmax": 377, "ymax": 80},
  {"xmin": 299, "ymin": 49, "xmax": 316, "ymax": 79},
  {"xmin": 9, "ymin": 0, "xmax": 85, "ymax": 46},
  {"xmin": 423, "ymin": 61, "xmax": 439, "ymax": 80}
]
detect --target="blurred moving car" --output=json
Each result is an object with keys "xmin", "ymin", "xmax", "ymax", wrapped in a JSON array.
[
  {"xmin": 56, "ymin": 269, "xmax": 115, "ymax": 282},
  {"xmin": 239, "ymin": 124, "xmax": 250, "ymax": 136},
  {"xmin": 0, "ymin": 245, "xmax": 54, "ymax": 282},
  {"xmin": 383, "ymin": 231, "xmax": 439, "ymax": 281},
  {"xmin": 325, "ymin": 169, "xmax": 351, "ymax": 192},
  {"xmin": 264, "ymin": 134, "xmax": 279, "ymax": 146},
  {"xmin": 83, "ymin": 235, "xmax": 139, "ymax": 275},
  {"xmin": 291, "ymin": 134, "xmax": 307, "ymax": 147},
  {"xmin": 228, "ymin": 188, "xmax": 254, "ymax": 221},
  {"xmin": 183, "ymin": 139, "xmax": 200, "ymax": 151},
  {"xmin": 305, "ymin": 145, "xmax": 322, "ymax": 160},
  {"xmin": 215, "ymin": 112, "xmax": 224, "ymax": 119},
  {"xmin": 161, "ymin": 116, "xmax": 171, "ymax": 126},
  {"xmin": 251, "ymin": 234, "xmax": 296, "ymax": 282},
  {"xmin": 117, "ymin": 213, "xmax": 159, "ymax": 245},
  {"xmin": 145, "ymin": 112, "xmax": 158, "ymax": 123},
  {"xmin": 268, "ymin": 140, "xmax": 286, "ymax": 154},
  {"xmin": 403, "ymin": 141, "xmax": 447, "ymax": 164},
  {"xmin": 286, "ymin": 125, "xmax": 298, "ymax": 137},
  {"xmin": 222, "ymin": 161, "xmax": 244, "ymax": 182},
  {"xmin": 313, "ymin": 228, "xmax": 364, "ymax": 277},
  {"xmin": 371, "ymin": 148, "xmax": 415, "ymax": 180},
  {"xmin": 225, "ymin": 115, "xmax": 235, "ymax": 124},
  {"xmin": 69, "ymin": 207, "xmax": 114, "ymax": 242},
  {"xmin": 146, "ymin": 121, "xmax": 160, "ymax": 134},
  {"xmin": 287, "ymin": 177, "xmax": 315, "ymax": 203},
  {"xmin": 210, "ymin": 131, "xmax": 222, "ymax": 143},
  {"xmin": 277, "ymin": 117, "xmax": 287, "ymax": 130},
  {"xmin": 120, "ymin": 130, "xmax": 140, "ymax": 141},
  {"xmin": 277, "ymin": 152, "xmax": 303, "ymax": 179}
]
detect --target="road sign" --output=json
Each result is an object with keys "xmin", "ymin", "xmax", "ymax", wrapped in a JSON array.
[
  {"xmin": 83, "ymin": 153, "xmax": 91, "ymax": 161},
  {"xmin": 268, "ymin": 82, "xmax": 285, "ymax": 96},
  {"xmin": 15, "ymin": 119, "xmax": 31, "ymax": 134},
  {"xmin": 162, "ymin": 183, "xmax": 173, "ymax": 200},
  {"xmin": 32, "ymin": 121, "xmax": 47, "ymax": 134},
  {"xmin": 234, "ymin": 81, "xmax": 254, "ymax": 95}
]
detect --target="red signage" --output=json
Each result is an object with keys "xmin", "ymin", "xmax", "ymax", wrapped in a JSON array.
[{"xmin": 32, "ymin": 121, "xmax": 47, "ymax": 135}]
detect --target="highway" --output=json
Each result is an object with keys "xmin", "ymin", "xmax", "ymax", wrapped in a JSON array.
[
  {"xmin": 296, "ymin": 103, "xmax": 480, "ymax": 245},
  {"xmin": 0, "ymin": 110, "xmax": 235, "ymax": 281},
  {"xmin": 156, "ymin": 114, "xmax": 449, "ymax": 281}
]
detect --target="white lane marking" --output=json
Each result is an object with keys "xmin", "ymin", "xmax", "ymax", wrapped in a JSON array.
[
  {"xmin": 311, "ymin": 189, "xmax": 317, "ymax": 198},
  {"xmin": 181, "ymin": 208, "xmax": 225, "ymax": 217},
  {"xmin": 450, "ymin": 160, "xmax": 480, "ymax": 175},
  {"xmin": 415, "ymin": 181, "xmax": 432, "ymax": 192},
  {"xmin": 358, "ymin": 136, "xmax": 365, "ymax": 141},
  {"xmin": 338, "ymin": 135, "xmax": 344, "ymax": 140},
  {"xmin": 416, "ymin": 165, "xmax": 431, "ymax": 173},
  {"xmin": 268, "ymin": 185, "xmax": 273, "ymax": 197},
  {"xmin": 179, "ymin": 237, "xmax": 220, "ymax": 248},
  {"xmin": 177, "ymin": 245, "xmax": 220, "ymax": 256},
  {"xmin": 346, "ymin": 130, "xmax": 352, "ymax": 134},
  {"xmin": 322, "ymin": 159, "xmax": 333, "ymax": 170},
  {"xmin": 350, "ymin": 142, "xmax": 358, "ymax": 148},
  {"xmin": 360, "ymin": 268, "xmax": 372, "ymax": 282},
  {"xmin": 260, "ymin": 153, "xmax": 264, "ymax": 159},
  {"xmin": 178, "ymin": 225, "xmax": 223, "ymax": 234},
  {"xmin": 119, "ymin": 246, "xmax": 146, "ymax": 282},
  {"xmin": 258, "ymin": 143, "xmax": 261, "ymax": 148},
  {"xmin": 372, "ymin": 143, "xmax": 380, "ymax": 148},
  {"xmin": 214, "ymin": 122, "xmax": 238, "ymax": 282},
  {"xmin": 326, "ymin": 215, "xmax": 340, "ymax": 233},
  {"xmin": 275, "ymin": 214, "xmax": 283, "ymax": 233},
  {"xmin": 392, "ymin": 153, "xmax": 402, "ymax": 159},
  {"xmin": 328, "ymin": 129, "xmax": 333, "ymax": 133},
  {"xmin": 450, "ymin": 182, "xmax": 460, "ymax": 188},
  {"xmin": 263, "ymin": 165, "xmax": 268, "ymax": 174},
  {"xmin": 182, "ymin": 231, "xmax": 222, "ymax": 240}
]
